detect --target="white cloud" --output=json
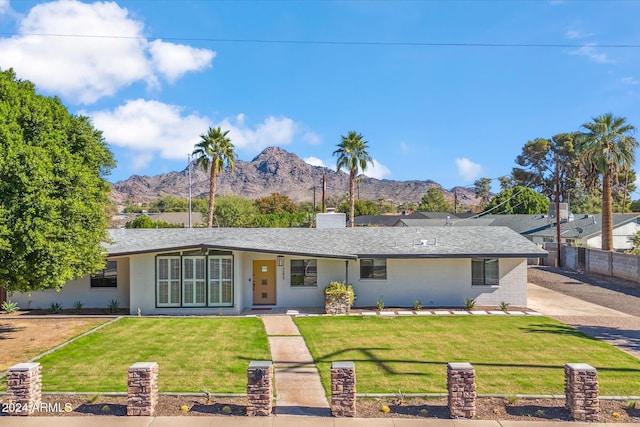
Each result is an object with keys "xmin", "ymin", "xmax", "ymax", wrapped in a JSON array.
[
  {"xmin": 304, "ymin": 157, "xmax": 327, "ymax": 168},
  {"xmin": 363, "ymin": 159, "xmax": 391, "ymax": 180},
  {"xmin": 621, "ymin": 76, "xmax": 639, "ymax": 85},
  {"xmin": 455, "ymin": 158, "xmax": 482, "ymax": 181},
  {"xmin": 217, "ymin": 115, "xmax": 303, "ymax": 152},
  {"xmin": 565, "ymin": 28, "xmax": 592, "ymax": 40},
  {"xmin": 0, "ymin": 0, "xmax": 215, "ymax": 104},
  {"xmin": 303, "ymin": 131, "xmax": 322, "ymax": 145},
  {"xmin": 568, "ymin": 44, "xmax": 613, "ymax": 64},
  {"xmin": 88, "ymin": 99, "xmax": 211, "ymax": 160},
  {"xmin": 88, "ymin": 99, "xmax": 319, "ymax": 167},
  {"xmin": 149, "ymin": 40, "xmax": 215, "ymax": 83},
  {"xmin": 0, "ymin": 0, "xmax": 9, "ymax": 15}
]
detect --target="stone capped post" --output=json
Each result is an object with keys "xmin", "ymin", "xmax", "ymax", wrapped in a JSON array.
[
  {"xmin": 447, "ymin": 362, "xmax": 476, "ymax": 418},
  {"xmin": 127, "ymin": 362, "xmax": 159, "ymax": 416},
  {"xmin": 247, "ymin": 361, "xmax": 273, "ymax": 416},
  {"xmin": 565, "ymin": 363, "xmax": 599, "ymax": 421},
  {"xmin": 6, "ymin": 363, "xmax": 42, "ymax": 416},
  {"xmin": 331, "ymin": 361, "xmax": 356, "ymax": 417}
]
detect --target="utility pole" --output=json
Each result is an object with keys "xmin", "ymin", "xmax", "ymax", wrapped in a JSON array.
[
  {"xmin": 187, "ymin": 153, "xmax": 192, "ymax": 228},
  {"xmin": 453, "ymin": 188, "xmax": 458, "ymax": 214},
  {"xmin": 321, "ymin": 169, "xmax": 326, "ymax": 213},
  {"xmin": 555, "ymin": 152, "xmax": 561, "ymax": 268}
]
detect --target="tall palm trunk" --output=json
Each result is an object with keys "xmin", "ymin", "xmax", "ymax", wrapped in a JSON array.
[
  {"xmin": 349, "ymin": 169, "xmax": 356, "ymax": 228},
  {"xmin": 207, "ymin": 168, "xmax": 218, "ymax": 228},
  {"xmin": 601, "ymin": 169, "xmax": 613, "ymax": 251}
]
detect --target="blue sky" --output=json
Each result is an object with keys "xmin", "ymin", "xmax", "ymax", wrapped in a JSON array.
[{"xmin": 1, "ymin": 0, "xmax": 639, "ymax": 194}]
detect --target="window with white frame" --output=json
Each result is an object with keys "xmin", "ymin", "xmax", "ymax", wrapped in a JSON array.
[
  {"xmin": 360, "ymin": 258, "xmax": 387, "ymax": 280},
  {"xmin": 472, "ymin": 258, "xmax": 499, "ymax": 286},
  {"xmin": 182, "ymin": 257, "xmax": 206, "ymax": 306},
  {"xmin": 290, "ymin": 259, "xmax": 317, "ymax": 286},
  {"xmin": 157, "ymin": 256, "xmax": 181, "ymax": 306},
  {"xmin": 209, "ymin": 256, "xmax": 233, "ymax": 306}
]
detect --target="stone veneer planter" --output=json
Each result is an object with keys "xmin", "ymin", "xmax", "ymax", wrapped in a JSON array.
[{"xmin": 325, "ymin": 292, "xmax": 351, "ymax": 315}]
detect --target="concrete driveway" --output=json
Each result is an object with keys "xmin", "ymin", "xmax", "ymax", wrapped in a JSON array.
[{"xmin": 528, "ymin": 283, "xmax": 640, "ymax": 359}]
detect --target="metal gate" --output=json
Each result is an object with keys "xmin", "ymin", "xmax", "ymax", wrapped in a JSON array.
[{"xmin": 577, "ymin": 247, "xmax": 586, "ymax": 271}]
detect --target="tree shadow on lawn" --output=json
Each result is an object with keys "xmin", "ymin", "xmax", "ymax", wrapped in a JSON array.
[
  {"xmin": 0, "ymin": 323, "xmax": 22, "ymax": 340},
  {"xmin": 573, "ymin": 325, "xmax": 640, "ymax": 356},
  {"xmin": 519, "ymin": 322, "xmax": 599, "ymax": 340}
]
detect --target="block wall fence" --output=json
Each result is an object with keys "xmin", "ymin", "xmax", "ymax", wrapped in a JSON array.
[{"xmin": 4, "ymin": 360, "xmax": 602, "ymax": 420}]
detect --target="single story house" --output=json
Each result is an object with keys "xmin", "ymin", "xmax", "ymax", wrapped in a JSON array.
[
  {"xmin": 391, "ymin": 213, "xmax": 640, "ymax": 251},
  {"xmin": 10, "ymin": 222, "xmax": 546, "ymax": 315}
]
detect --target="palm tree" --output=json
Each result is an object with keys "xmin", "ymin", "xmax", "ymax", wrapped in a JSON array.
[
  {"xmin": 333, "ymin": 131, "xmax": 373, "ymax": 227},
  {"xmin": 192, "ymin": 127, "xmax": 236, "ymax": 228},
  {"xmin": 576, "ymin": 114, "xmax": 638, "ymax": 251}
]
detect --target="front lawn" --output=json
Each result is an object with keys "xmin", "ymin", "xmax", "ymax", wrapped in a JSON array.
[
  {"xmin": 36, "ymin": 317, "xmax": 270, "ymax": 393},
  {"xmin": 295, "ymin": 316, "xmax": 640, "ymax": 396}
]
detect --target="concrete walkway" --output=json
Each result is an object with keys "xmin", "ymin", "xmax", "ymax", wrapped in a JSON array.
[
  {"xmin": 261, "ymin": 315, "xmax": 330, "ymax": 416},
  {"xmin": 528, "ymin": 283, "xmax": 640, "ymax": 359}
]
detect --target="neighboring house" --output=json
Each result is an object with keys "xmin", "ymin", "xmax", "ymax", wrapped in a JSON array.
[
  {"xmin": 148, "ymin": 212, "xmax": 205, "ymax": 227},
  {"xmin": 11, "ymin": 219, "xmax": 545, "ymax": 314},
  {"xmin": 355, "ymin": 212, "xmax": 471, "ymax": 227},
  {"xmin": 386, "ymin": 213, "xmax": 640, "ymax": 251}
]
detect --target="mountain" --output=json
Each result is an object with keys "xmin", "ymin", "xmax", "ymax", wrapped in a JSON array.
[{"xmin": 110, "ymin": 147, "xmax": 479, "ymax": 208}]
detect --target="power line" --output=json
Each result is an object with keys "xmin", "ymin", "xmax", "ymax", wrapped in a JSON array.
[{"xmin": 1, "ymin": 31, "xmax": 640, "ymax": 48}]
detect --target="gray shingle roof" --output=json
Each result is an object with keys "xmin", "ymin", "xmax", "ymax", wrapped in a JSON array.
[{"xmin": 106, "ymin": 226, "xmax": 546, "ymax": 259}]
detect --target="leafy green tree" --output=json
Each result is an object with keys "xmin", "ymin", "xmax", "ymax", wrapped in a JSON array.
[
  {"xmin": 333, "ymin": 131, "xmax": 373, "ymax": 227},
  {"xmin": 338, "ymin": 199, "xmax": 379, "ymax": 216},
  {"xmin": 576, "ymin": 114, "xmax": 638, "ymax": 251},
  {"xmin": 254, "ymin": 192, "xmax": 298, "ymax": 214},
  {"xmin": 148, "ymin": 195, "xmax": 189, "ymax": 213},
  {"xmin": 474, "ymin": 178, "xmax": 492, "ymax": 208},
  {"xmin": 0, "ymin": 69, "xmax": 115, "ymax": 292},
  {"xmin": 510, "ymin": 133, "xmax": 604, "ymax": 212},
  {"xmin": 125, "ymin": 216, "xmax": 182, "ymax": 229},
  {"xmin": 418, "ymin": 188, "xmax": 452, "ymax": 212},
  {"xmin": 193, "ymin": 127, "xmax": 236, "ymax": 228},
  {"xmin": 613, "ymin": 169, "xmax": 637, "ymax": 213},
  {"xmin": 628, "ymin": 231, "xmax": 640, "ymax": 255},
  {"xmin": 485, "ymin": 186, "xmax": 549, "ymax": 214},
  {"xmin": 631, "ymin": 199, "xmax": 640, "ymax": 212},
  {"xmin": 213, "ymin": 195, "xmax": 257, "ymax": 227}
]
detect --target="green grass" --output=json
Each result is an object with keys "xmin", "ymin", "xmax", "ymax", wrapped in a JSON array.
[
  {"xmin": 36, "ymin": 317, "xmax": 270, "ymax": 393},
  {"xmin": 294, "ymin": 316, "xmax": 640, "ymax": 396}
]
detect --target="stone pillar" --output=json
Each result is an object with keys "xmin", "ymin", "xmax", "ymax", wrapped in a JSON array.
[
  {"xmin": 447, "ymin": 362, "xmax": 476, "ymax": 418},
  {"xmin": 6, "ymin": 363, "xmax": 42, "ymax": 416},
  {"xmin": 565, "ymin": 363, "xmax": 599, "ymax": 421},
  {"xmin": 247, "ymin": 361, "xmax": 273, "ymax": 416},
  {"xmin": 127, "ymin": 362, "xmax": 159, "ymax": 416},
  {"xmin": 331, "ymin": 361, "xmax": 356, "ymax": 417}
]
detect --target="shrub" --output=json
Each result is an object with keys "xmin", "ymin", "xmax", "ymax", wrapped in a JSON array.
[
  {"xmin": 464, "ymin": 298, "xmax": 476, "ymax": 310},
  {"xmin": 413, "ymin": 300, "xmax": 423, "ymax": 311},
  {"xmin": 376, "ymin": 299, "xmax": 385, "ymax": 310},
  {"xmin": 1, "ymin": 299, "xmax": 19, "ymax": 314},
  {"xmin": 48, "ymin": 302, "xmax": 62, "ymax": 314},
  {"xmin": 500, "ymin": 301, "xmax": 510, "ymax": 312},
  {"xmin": 324, "ymin": 281, "xmax": 354, "ymax": 306},
  {"xmin": 73, "ymin": 300, "xmax": 84, "ymax": 314},
  {"xmin": 106, "ymin": 299, "xmax": 119, "ymax": 314}
]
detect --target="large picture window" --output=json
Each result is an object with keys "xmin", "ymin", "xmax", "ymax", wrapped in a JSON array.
[
  {"xmin": 472, "ymin": 258, "xmax": 499, "ymax": 286},
  {"xmin": 360, "ymin": 258, "xmax": 387, "ymax": 280},
  {"xmin": 155, "ymin": 252, "xmax": 234, "ymax": 308},
  {"xmin": 157, "ymin": 256, "xmax": 181, "ymax": 306},
  {"xmin": 291, "ymin": 259, "xmax": 317, "ymax": 287},
  {"xmin": 91, "ymin": 260, "xmax": 118, "ymax": 288},
  {"xmin": 209, "ymin": 256, "xmax": 233, "ymax": 306}
]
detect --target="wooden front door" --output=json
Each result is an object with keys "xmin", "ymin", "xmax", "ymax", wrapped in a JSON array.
[{"xmin": 253, "ymin": 260, "xmax": 276, "ymax": 305}]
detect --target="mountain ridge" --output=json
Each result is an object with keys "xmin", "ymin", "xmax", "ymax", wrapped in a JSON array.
[{"xmin": 110, "ymin": 146, "xmax": 479, "ymax": 208}]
